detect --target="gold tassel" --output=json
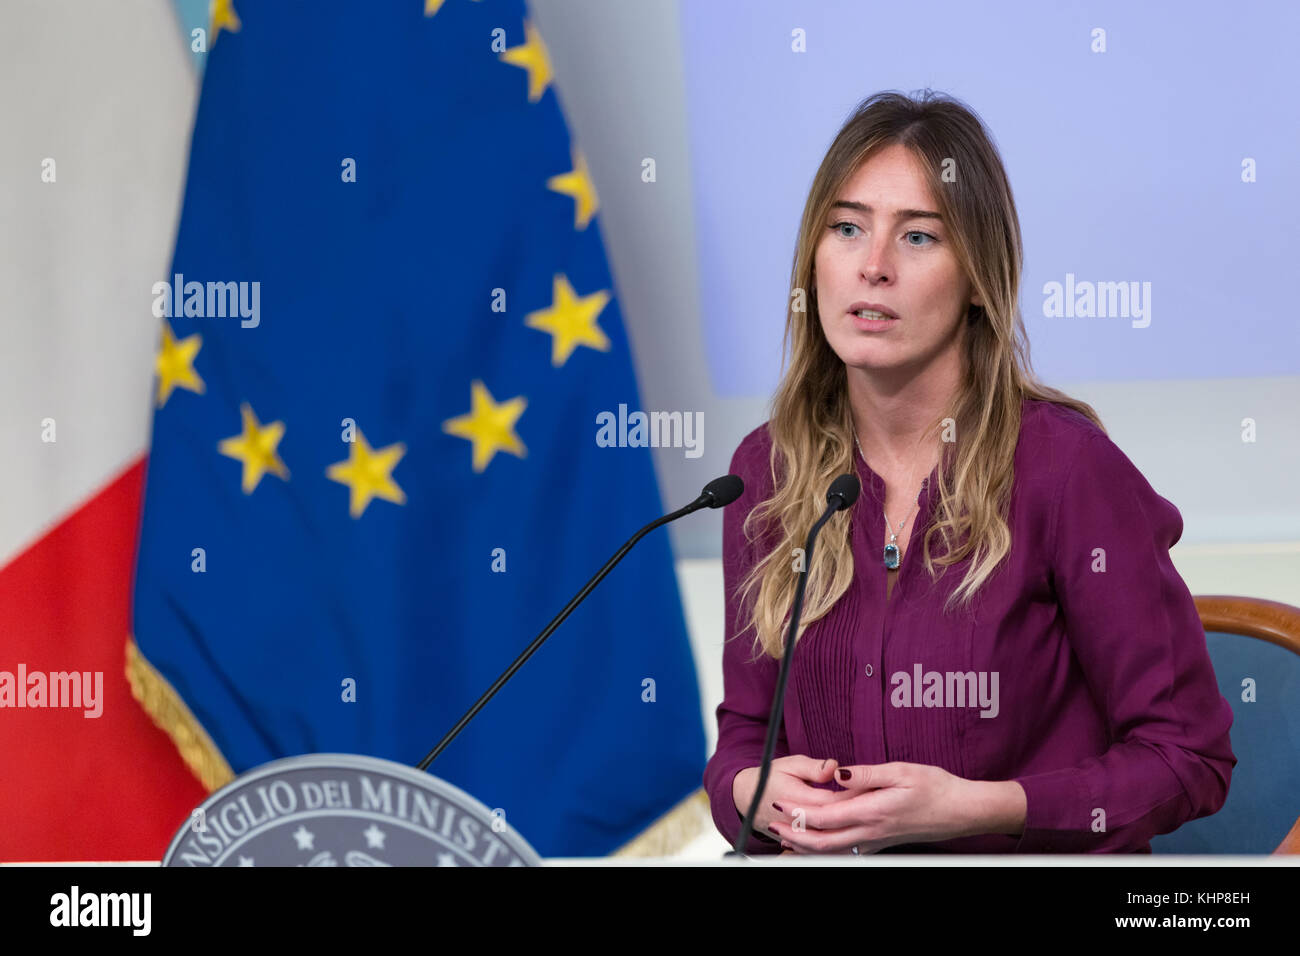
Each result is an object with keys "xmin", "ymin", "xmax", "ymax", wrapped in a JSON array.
[
  {"xmin": 611, "ymin": 788, "xmax": 711, "ymax": 858},
  {"xmin": 124, "ymin": 638, "xmax": 234, "ymax": 792}
]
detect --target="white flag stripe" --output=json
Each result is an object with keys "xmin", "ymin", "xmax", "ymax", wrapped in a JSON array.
[{"xmin": 0, "ymin": 0, "xmax": 196, "ymax": 566}]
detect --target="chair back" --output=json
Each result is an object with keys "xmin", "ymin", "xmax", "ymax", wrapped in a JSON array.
[{"xmin": 1149, "ymin": 597, "xmax": 1300, "ymax": 854}]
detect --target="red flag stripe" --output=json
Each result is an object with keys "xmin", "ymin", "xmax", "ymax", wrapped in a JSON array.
[{"xmin": 0, "ymin": 455, "xmax": 207, "ymax": 861}]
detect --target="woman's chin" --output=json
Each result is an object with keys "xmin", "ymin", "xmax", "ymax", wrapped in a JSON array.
[{"xmin": 840, "ymin": 348, "xmax": 902, "ymax": 371}]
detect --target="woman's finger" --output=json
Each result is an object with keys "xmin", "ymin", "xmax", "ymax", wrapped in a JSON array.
[
  {"xmin": 789, "ymin": 790, "xmax": 889, "ymax": 831},
  {"xmin": 770, "ymin": 775, "xmax": 864, "ymax": 810},
  {"xmin": 771, "ymin": 754, "xmax": 839, "ymax": 782},
  {"xmin": 769, "ymin": 819, "xmax": 876, "ymax": 855},
  {"xmin": 832, "ymin": 762, "xmax": 909, "ymax": 790}
]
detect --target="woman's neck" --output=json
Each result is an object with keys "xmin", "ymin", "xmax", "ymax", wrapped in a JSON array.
[{"xmin": 846, "ymin": 362, "xmax": 958, "ymax": 472}]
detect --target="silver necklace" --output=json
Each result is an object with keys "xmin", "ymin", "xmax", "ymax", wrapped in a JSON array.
[{"xmin": 853, "ymin": 431, "xmax": 926, "ymax": 570}]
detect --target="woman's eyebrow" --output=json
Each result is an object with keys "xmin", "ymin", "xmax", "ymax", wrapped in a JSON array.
[{"xmin": 831, "ymin": 199, "xmax": 942, "ymax": 221}]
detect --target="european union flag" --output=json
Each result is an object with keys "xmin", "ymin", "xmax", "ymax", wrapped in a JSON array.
[{"xmin": 131, "ymin": 0, "xmax": 706, "ymax": 857}]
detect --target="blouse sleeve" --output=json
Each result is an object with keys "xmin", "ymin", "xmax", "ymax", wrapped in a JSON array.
[
  {"xmin": 702, "ymin": 437, "xmax": 788, "ymax": 853},
  {"xmin": 1012, "ymin": 431, "xmax": 1236, "ymax": 851}
]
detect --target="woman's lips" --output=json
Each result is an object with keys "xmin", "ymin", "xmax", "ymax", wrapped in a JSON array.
[
  {"xmin": 850, "ymin": 308, "xmax": 899, "ymax": 331},
  {"xmin": 847, "ymin": 302, "xmax": 900, "ymax": 319}
]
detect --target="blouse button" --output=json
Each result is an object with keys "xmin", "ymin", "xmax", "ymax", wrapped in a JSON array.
[{"xmin": 864, "ymin": 663, "xmax": 874, "ymax": 678}]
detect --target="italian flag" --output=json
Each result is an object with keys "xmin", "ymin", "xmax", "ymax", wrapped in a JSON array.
[{"xmin": 0, "ymin": 0, "xmax": 210, "ymax": 861}]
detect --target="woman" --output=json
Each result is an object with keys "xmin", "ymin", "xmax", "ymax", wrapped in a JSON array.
[{"xmin": 703, "ymin": 90, "xmax": 1235, "ymax": 854}]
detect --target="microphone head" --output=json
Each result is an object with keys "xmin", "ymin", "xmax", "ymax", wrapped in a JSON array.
[
  {"xmin": 701, "ymin": 474, "xmax": 744, "ymax": 508},
  {"xmin": 827, "ymin": 473, "xmax": 860, "ymax": 510}
]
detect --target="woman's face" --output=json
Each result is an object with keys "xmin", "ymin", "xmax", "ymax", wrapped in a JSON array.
[{"xmin": 814, "ymin": 144, "xmax": 980, "ymax": 379}]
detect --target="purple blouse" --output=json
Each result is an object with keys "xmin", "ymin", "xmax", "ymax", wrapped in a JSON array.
[{"xmin": 703, "ymin": 398, "xmax": 1235, "ymax": 853}]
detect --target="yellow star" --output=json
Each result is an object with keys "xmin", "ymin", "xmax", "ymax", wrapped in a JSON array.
[
  {"xmin": 326, "ymin": 429, "xmax": 407, "ymax": 518},
  {"xmin": 155, "ymin": 321, "xmax": 205, "ymax": 407},
  {"xmin": 547, "ymin": 149, "xmax": 599, "ymax": 230},
  {"xmin": 525, "ymin": 274, "xmax": 612, "ymax": 367},
  {"xmin": 500, "ymin": 19, "xmax": 553, "ymax": 103},
  {"xmin": 218, "ymin": 403, "xmax": 289, "ymax": 495},
  {"xmin": 442, "ymin": 380, "xmax": 527, "ymax": 473},
  {"xmin": 210, "ymin": 0, "xmax": 241, "ymax": 44},
  {"xmin": 425, "ymin": 0, "xmax": 482, "ymax": 15}
]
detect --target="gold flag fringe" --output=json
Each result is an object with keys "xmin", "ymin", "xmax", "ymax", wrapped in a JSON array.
[
  {"xmin": 611, "ymin": 787, "xmax": 711, "ymax": 858},
  {"xmin": 125, "ymin": 638, "xmax": 234, "ymax": 792}
]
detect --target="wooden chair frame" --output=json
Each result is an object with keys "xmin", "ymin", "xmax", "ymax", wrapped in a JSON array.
[{"xmin": 1193, "ymin": 596, "xmax": 1300, "ymax": 854}]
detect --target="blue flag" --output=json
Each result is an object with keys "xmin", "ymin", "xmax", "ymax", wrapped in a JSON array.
[{"xmin": 132, "ymin": 0, "xmax": 705, "ymax": 857}]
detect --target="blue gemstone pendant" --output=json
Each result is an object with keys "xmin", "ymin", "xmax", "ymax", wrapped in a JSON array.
[{"xmin": 883, "ymin": 540, "xmax": 900, "ymax": 569}]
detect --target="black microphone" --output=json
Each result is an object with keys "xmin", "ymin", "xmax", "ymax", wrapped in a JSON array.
[
  {"xmin": 416, "ymin": 474, "xmax": 745, "ymax": 771},
  {"xmin": 731, "ymin": 472, "xmax": 860, "ymax": 856},
  {"xmin": 697, "ymin": 473, "xmax": 744, "ymax": 509}
]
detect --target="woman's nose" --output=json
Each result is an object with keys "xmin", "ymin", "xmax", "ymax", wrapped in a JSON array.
[{"xmin": 860, "ymin": 237, "xmax": 892, "ymax": 283}]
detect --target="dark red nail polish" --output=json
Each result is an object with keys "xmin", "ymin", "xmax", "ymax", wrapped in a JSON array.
[
  {"xmin": 837, "ymin": 768, "xmax": 851, "ymax": 781},
  {"xmin": 771, "ymin": 802, "xmax": 783, "ymax": 813}
]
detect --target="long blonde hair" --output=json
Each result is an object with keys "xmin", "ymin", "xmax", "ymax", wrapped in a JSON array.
[{"xmin": 737, "ymin": 90, "xmax": 1104, "ymax": 660}]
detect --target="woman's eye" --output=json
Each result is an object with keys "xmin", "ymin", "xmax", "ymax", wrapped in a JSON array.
[{"xmin": 830, "ymin": 222, "xmax": 935, "ymax": 246}]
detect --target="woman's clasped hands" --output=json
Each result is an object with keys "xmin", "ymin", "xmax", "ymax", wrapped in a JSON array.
[{"xmin": 735, "ymin": 754, "xmax": 976, "ymax": 854}]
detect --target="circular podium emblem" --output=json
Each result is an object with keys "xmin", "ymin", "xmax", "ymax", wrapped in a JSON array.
[{"xmin": 162, "ymin": 753, "xmax": 542, "ymax": 867}]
